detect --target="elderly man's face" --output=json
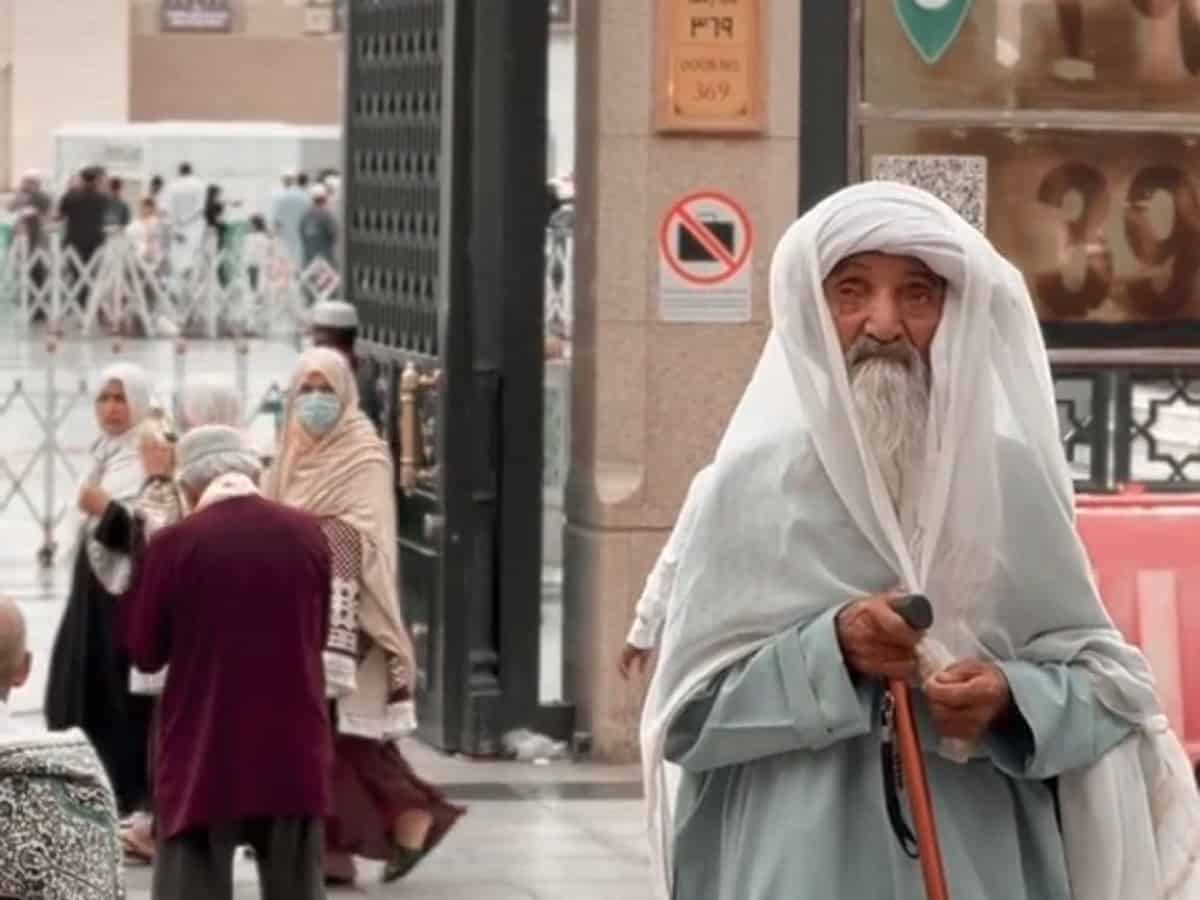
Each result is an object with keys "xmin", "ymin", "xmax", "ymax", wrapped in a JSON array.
[{"xmin": 823, "ymin": 252, "xmax": 947, "ymax": 361}]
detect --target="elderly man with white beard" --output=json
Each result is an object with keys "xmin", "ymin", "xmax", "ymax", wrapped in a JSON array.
[{"xmin": 640, "ymin": 182, "xmax": 1200, "ymax": 900}]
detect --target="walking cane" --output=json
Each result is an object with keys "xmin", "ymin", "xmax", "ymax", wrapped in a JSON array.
[{"xmin": 883, "ymin": 594, "xmax": 951, "ymax": 900}]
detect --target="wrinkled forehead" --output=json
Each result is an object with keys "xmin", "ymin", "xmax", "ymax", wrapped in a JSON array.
[
  {"xmin": 813, "ymin": 194, "xmax": 966, "ymax": 290},
  {"xmin": 826, "ymin": 252, "xmax": 945, "ymax": 283}
]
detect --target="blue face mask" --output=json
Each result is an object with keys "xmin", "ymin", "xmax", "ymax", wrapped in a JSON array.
[{"xmin": 295, "ymin": 391, "xmax": 342, "ymax": 435}]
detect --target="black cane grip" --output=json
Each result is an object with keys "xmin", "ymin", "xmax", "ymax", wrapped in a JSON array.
[{"xmin": 888, "ymin": 593, "xmax": 933, "ymax": 631}]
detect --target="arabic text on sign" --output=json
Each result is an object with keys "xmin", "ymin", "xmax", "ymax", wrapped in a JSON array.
[{"xmin": 663, "ymin": 0, "xmax": 760, "ymax": 128}]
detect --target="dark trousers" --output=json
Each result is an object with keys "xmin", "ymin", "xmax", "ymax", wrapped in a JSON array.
[{"xmin": 152, "ymin": 816, "xmax": 325, "ymax": 900}]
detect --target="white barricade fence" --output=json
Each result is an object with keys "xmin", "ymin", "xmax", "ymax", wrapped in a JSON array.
[
  {"xmin": 0, "ymin": 334, "xmax": 298, "ymax": 566},
  {"xmin": 544, "ymin": 217, "xmax": 573, "ymax": 346},
  {"xmin": 5, "ymin": 229, "xmax": 341, "ymax": 341}
]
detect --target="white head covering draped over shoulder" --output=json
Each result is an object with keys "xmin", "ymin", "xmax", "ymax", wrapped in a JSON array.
[
  {"xmin": 640, "ymin": 182, "xmax": 1200, "ymax": 900},
  {"xmin": 77, "ymin": 363, "xmax": 154, "ymax": 594},
  {"xmin": 90, "ymin": 363, "xmax": 152, "ymax": 500},
  {"xmin": 263, "ymin": 347, "xmax": 416, "ymax": 695}
]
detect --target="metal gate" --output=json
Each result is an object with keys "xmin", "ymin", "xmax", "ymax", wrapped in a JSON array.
[{"xmin": 344, "ymin": 0, "xmax": 568, "ymax": 755}]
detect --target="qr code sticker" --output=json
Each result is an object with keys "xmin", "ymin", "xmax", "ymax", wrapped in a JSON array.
[{"xmin": 870, "ymin": 155, "xmax": 988, "ymax": 232}]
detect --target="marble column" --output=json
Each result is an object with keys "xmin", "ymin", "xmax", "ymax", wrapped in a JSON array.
[{"xmin": 565, "ymin": 0, "xmax": 803, "ymax": 761}]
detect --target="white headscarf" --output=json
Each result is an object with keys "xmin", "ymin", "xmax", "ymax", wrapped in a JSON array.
[
  {"xmin": 89, "ymin": 363, "xmax": 152, "ymax": 502},
  {"xmin": 263, "ymin": 348, "xmax": 416, "ymax": 737},
  {"xmin": 78, "ymin": 363, "xmax": 153, "ymax": 593},
  {"xmin": 640, "ymin": 183, "xmax": 1200, "ymax": 900}
]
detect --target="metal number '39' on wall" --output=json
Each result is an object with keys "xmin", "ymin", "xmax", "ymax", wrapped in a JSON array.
[{"xmin": 1035, "ymin": 163, "xmax": 1200, "ymax": 320}]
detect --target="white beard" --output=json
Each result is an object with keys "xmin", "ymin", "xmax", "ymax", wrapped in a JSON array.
[{"xmin": 849, "ymin": 352, "xmax": 930, "ymax": 512}]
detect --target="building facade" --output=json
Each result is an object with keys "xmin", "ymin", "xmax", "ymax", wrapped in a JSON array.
[{"xmin": 0, "ymin": 0, "xmax": 342, "ymax": 187}]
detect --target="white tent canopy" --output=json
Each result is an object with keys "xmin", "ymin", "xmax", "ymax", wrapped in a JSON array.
[{"xmin": 54, "ymin": 121, "xmax": 341, "ymax": 222}]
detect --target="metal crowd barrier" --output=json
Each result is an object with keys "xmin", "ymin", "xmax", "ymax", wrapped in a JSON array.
[
  {"xmin": 0, "ymin": 226, "xmax": 315, "ymax": 565},
  {"xmin": 4, "ymin": 229, "xmax": 340, "ymax": 341},
  {"xmin": 545, "ymin": 218, "xmax": 573, "ymax": 345},
  {"xmin": 0, "ymin": 334, "xmax": 294, "ymax": 567}
]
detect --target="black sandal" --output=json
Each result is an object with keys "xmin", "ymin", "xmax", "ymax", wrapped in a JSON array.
[{"xmin": 381, "ymin": 846, "xmax": 424, "ymax": 883}]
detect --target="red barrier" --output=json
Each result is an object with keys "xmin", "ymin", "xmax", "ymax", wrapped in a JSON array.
[{"xmin": 1076, "ymin": 492, "xmax": 1200, "ymax": 763}]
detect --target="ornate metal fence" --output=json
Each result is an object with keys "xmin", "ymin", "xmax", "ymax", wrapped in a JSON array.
[
  {"xmin": 545, "ymin": 212, "xmax": 573, "ymax": 346},
  {"xmin": 1052, "ymin": 350, "xmax": 1200, "ymax": 493}
]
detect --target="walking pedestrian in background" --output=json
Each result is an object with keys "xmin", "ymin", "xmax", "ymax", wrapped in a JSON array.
[
  {"xmin": 9, "ymin": 169, "xmax": 52, "ymax": 294},
  {"xmin": 161, "ymin": 163, "xmax": 206, "ymax": 278},
  {"xmin": 273, "ymin": 170, "xmax": 310, "ymax": 270},
  {"xmin": 301, "ymin": 184, "xmax": 338, "ymax": 271},
  {"xmin": 243, "ymin": 214, "xmax": 272, "ymax": 294},
  {"xmin": 265, "ymin": 348, "xmax": 463, "ymax": 887},
  {"xmin": 58, "ymin": 166, "xmax": 110, "ymax": 303},
  {"xmin": 124, "ymin": 425, "xmax": 332, "ymax": 900},
  {"xmin": 105, "ymin": 176, "xmax": 132, "ymax": 230}
]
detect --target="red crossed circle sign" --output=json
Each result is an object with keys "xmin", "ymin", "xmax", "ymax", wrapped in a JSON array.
[{"xmin": 659, "ymin": 190, "xmax": 753, "ymax": 286}]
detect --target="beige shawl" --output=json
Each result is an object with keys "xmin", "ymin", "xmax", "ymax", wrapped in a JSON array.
[{"xmin": 263, "ymin": 348, "xmax": 416, "ymax": 734}]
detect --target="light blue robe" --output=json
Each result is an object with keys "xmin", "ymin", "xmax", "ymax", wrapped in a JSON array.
[
  {"xmin": 665, "ymin": 607, "xmax": 1134, "ymax": 900},
  {"xmin": 271, "ymin": 187, "xmax": 311, "ymax": 266}
]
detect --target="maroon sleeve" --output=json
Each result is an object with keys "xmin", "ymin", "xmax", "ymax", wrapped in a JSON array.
[{"xmin": 121, "ymin": 530, "xmax": 175, "ymax": 671}]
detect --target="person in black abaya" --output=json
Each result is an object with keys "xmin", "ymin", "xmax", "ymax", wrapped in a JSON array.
[{"xmin": 44, "ymin": 362, "xmax": 175, "ymax": 817}]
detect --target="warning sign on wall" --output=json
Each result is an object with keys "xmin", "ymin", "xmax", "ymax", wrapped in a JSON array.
[{"xmin": 658, "ymin": 190, "xmax": 752, "ymax": 323}]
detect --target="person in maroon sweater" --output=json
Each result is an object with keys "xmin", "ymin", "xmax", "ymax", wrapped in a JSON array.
[{"xmin": 122, "ymin": 425, "xmax": 332, "ymax": 900}]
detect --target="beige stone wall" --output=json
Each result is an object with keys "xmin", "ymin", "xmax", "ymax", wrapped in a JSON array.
[
  {"xmin": 131, "ymin": 0, "xmax": 322, "ymax": 37},
  {"xmin": 12, "ymin": 0, "xmax": 131, "ymax": 185},
  {"xmin": 129, "ymin": 0, "xmax": 342, "ymax": 125},
  {"xmin": 0, "ymin": 0, "xmax": 13, "ymax": 189},
  {"xmin": 565, "ymin": 0, "xmax": 801, "ymax": 760},
  {"xmin": 130, "ymin": 34, "xmax": 341, "ymax": 124}
]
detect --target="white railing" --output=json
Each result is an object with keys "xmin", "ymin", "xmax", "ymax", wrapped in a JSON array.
[
  {"xmin": 545, "ymin": 216, "xmax": 573, "ymax": 346},
  {"xmin": 0, "ymin": 336, "xmax": 295, "ymax": 567},
  {"xmin": 5, "ymin": 229, "xmax": 340, "ymax": 342}
]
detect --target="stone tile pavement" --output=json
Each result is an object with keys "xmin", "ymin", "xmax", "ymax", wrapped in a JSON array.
[{"xmin": 119, "ymin": 742, "xmax": 653, "ymax": 900}]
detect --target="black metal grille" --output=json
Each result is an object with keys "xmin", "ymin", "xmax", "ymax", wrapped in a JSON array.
[
  {"xmin": 1054, "ymin": 367, "xmax": 1200, "ymax": 492},
  {"xmin": 345, "ymin": 0, "xmax": 445, "ymax": 356}
]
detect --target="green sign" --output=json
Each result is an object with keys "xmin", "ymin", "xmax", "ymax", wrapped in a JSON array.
[{"xmin": 894, "ymin": 0, "xmax": 971, "ymax": 65}]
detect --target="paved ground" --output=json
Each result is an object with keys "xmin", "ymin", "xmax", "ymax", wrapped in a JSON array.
[
  {"xmin": 11, "ymin": 704, "xmax": 652, "ymax": 900},
  {"xmin": 116, "ymin": 742, "xmax": 652, "ymax": 899}
]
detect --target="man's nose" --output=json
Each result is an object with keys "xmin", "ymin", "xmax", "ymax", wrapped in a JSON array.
[{"xmin": 864, "ymin": 294, "xmax": 903, "ymax": 343}]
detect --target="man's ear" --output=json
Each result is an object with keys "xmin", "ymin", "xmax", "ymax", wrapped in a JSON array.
[
  {"xmin": 180, "ymin": 482, "xmax": 200, "ymax": 510},
  {"xmin": 12, "ymin": 651, "xmax": 31, "ymax": 689}
]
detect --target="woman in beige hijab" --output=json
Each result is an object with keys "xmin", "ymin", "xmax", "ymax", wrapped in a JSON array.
[{"xmin": 264, "ymin": 347, "xmax": 463, "ymax": 886}]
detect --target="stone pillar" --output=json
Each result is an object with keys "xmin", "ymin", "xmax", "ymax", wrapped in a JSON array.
[{"xmin": 565, "ymin": 0, "xmax": 802, "ymax": 761}]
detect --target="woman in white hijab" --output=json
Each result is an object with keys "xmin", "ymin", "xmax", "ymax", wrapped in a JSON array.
[
  {"xmin": 264, "ymin": 347, "xmax": 463, "ymax": 887},
  {"xmin": 44, "ymin": 362, "xmax": 177, "ymax": 822}
]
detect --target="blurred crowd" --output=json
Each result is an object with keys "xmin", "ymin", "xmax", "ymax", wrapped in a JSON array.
[{"xmin": 8, "ymin": 164, "xmax": 343, "ymax": 281}]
